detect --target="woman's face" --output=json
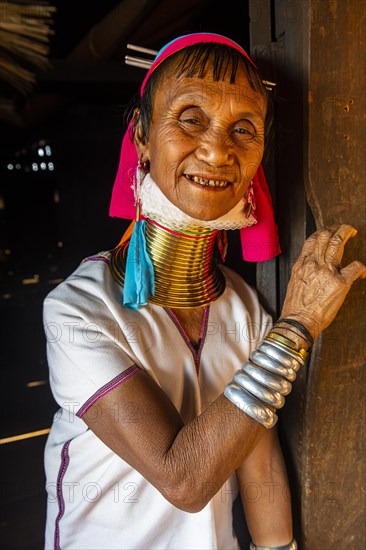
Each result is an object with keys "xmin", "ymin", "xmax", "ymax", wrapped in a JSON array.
[{"xmin": 136, "ymin": 60, "xmax": 267, "ymax": 221}]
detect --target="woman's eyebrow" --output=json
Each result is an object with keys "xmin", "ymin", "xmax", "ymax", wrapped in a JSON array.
[
  {"xmin": 234, "ymin": 111, "xmax": 266, "ymax": 121},
  {"xmin": 170, "ymin": 90, "xmax": 266, "ymax": 122},
  {"xmin": 173, "ymin": 98, "xmax": 265, "ymax": 118}
]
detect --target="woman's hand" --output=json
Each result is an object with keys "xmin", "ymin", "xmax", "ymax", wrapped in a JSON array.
[{"xmin": 280, "ymin": 224, "xmax": 366, "ymax": 341}]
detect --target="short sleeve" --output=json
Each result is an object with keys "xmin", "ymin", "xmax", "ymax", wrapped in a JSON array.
[{"xmin": 43, "ymin": 265, "xmax": 140, "ymax": 418}]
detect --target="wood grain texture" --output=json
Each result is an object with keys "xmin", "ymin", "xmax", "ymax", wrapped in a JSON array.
[
  {"xmin": 250, "ymin": 1, "xmax": 309, "ymax": 542},
  {"xmin": 303, "ymin": 1, "xmax": 366, "ymax": 547},
  {"xmin": 250, "ymin": 1, "xmax": 365, "ymax": 548}
]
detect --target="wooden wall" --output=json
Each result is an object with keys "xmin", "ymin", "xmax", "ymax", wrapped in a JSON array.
[{"xmin": 249, "ymin": 1, "xmax": 365, "ymax": 548}]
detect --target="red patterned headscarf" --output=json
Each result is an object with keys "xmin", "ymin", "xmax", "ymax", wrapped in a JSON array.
[{"xmin": 109, "ymin": 33, "xmax": 280, "ymax": 261}]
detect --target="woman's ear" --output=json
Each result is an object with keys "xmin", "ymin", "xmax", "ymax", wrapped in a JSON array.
[{"xmin": 133, "ymin": 108, "xmax": 149, "ymax": 162}]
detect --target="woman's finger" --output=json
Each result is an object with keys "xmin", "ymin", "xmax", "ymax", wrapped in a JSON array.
[
  {"xmin": 297, "ymin": 229, "xmax": 326, "ymax": 261},
  {"xmin": 312, "ymin": 229, "xmax": 334, "ymax": 265},
  {"xmin": 324, "ymin": 224, "xmax": 358, "ymax": 265},
  {"xmin": 340, "ymin": 260, "xmax": 366, "ymax": 283}
]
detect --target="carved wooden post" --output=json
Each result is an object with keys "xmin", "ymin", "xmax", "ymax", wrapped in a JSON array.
[
  {"xmin": 301, "ymin": 1, "xmax": 365, "ymax": 547},
  {"xmin": 250, "ymin": 1, "xmax": 365, "ymax": 547}
]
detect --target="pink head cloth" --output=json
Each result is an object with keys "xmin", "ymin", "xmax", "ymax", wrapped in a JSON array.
[{"xmin": 109, "ymin": 32, "xmax": 281, "ymax": 261}]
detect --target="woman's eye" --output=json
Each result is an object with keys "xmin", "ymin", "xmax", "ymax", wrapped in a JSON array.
[
  {"xmin": 233, "ymin": 120, "xmax": 256, "ymax": 141},
  {"xmin": 233, "ymin": 121, "xmax": 256, "ymax": 140},
  {"xmin": 181, "ymin": 118, "xmax": 200, "ymax": 125},
  {"xmin": 235, "ymin": 128, "xmax": 253, "ymax": 135},
  {"xmin": 179, "ymin": 108, "xmax": 205, "ymax": 128}
]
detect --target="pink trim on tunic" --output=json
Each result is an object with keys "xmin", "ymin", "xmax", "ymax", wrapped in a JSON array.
[
  {"xmin": 54, "ymin": 440, "xmax": 71, "ymax": 550},
  {"xmin": 76, "ymin": 365, "xmax": 141, "ymax": 418},
  {"xmin": 164, "ymin": 306, "xmax": 210, "ymax": 375}
]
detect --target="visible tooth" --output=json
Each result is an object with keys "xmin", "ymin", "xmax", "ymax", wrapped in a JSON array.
[{"xmin": 190, "ymin": 175, "xmax": 228, "ymax": 187}]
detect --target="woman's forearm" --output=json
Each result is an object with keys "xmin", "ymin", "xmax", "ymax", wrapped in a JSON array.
[
  {"xmin": 237, "ymin": 428, "xmax": 293, "ymax": 547},
  {"xmin": 161, "ymin": 393, "xmax": 267, "ymax": 511}
]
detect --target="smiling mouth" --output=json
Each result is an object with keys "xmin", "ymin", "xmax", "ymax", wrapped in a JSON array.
[{"xmin": 184, "ymin": 174, "xmax": 229, "ymax": 188}]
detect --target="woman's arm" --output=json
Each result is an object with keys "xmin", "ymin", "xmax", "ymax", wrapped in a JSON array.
[
  {"xmin": 236, "ymin": 428, "xmax": 293, "ymax": 547},
  {"xmin": 83, "ymin": 370, "xmax": 266, "ymax": 513}
]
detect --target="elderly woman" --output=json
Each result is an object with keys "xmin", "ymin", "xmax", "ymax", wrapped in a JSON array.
[{"xmin": 43, "ymin": 33, "xmax": 365, "ymax": 550}]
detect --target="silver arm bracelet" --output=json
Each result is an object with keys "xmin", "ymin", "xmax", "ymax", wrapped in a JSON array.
[
  {"xmin": 250, "ymin": 350, "xmax": 297, "ymax": 381},
  {"xmin": 258, "ymin": 342, "xmax": 302, "ymax": 372},
  {"xmin": 263, "ymin": 337, "xmax": 305, "ymax": 366},
  {"xmin": 233, "ymin": 370, "xmax": 285, "ymax": 409},
  {"xmin": 242, "ymin": 361, "xmax": 292, "ymax": 396},
  {"xmin": 224, "ymin": 333, "xmax": 306, "ymax": 428},
  {"xmin": 249, "ymin": 538, "xmax": 298, "ymax": 550},
  {"xmin": 224, "ymin": 382, "xmax": 278, "ymax": 429}
]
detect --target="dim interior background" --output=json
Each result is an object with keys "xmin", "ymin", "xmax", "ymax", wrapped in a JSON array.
[{"xmin": 0, "ymin": 1, "xmax": 259, "ymax": 548}]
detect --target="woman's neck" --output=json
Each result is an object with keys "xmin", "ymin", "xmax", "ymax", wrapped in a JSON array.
[
  {"xmin": 110, "ymin": 218, "xmax": 226, "ymax": 309},
  {"xmin": 144, "ymin": 219, "xmax": 225, "ymax": 308}
]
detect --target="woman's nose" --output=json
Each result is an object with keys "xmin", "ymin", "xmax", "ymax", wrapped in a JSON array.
[{"xmin": 195, "ymin": 131, "xmax": 233, "ymax": 166}]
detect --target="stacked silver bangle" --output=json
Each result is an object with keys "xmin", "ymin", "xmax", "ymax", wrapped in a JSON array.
[
  {"xmin": 249, "ymin": 538, "xmax": 298, "ymax": 550},
  {"xmin": 224, "ymin": 331, "xmax": 307, "ymax": 429}
]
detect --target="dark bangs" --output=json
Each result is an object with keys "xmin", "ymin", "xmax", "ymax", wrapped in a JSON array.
[{"xmin": 172, "ymin": 43, "xmax": 264, "ymax": 92}]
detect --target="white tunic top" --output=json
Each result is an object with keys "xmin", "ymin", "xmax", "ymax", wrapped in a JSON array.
[{"xmin": 43, "ymin": 251, "xmax": 272, "ymax": 550}]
